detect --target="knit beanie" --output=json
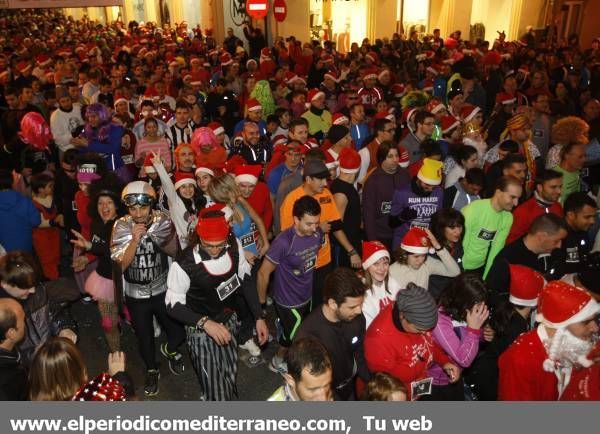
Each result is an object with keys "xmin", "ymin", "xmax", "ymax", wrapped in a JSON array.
[{"xmin": 395, "ymin": 283, "xmax": 438, "ymax": 330}]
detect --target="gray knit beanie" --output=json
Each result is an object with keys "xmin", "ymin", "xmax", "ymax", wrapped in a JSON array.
[{"xmin": 395, "ymin": 283, "xmax": 438, "ymax": 330}]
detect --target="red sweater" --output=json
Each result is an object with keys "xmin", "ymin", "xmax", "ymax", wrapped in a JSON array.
[
  {"xmin": 498, "ymin": 329, "xmax": 558, "ymax": 400},
  {"xmin": 506, "ymin": 196, "xmax": 563, "ymax": 245},
  {"xmin": 247, "ymin": 182, "xmax": 273, "ymax": 231},
  {"xmin": 364, "ymin": 304, "xmax": 451, "ymax": 399}
]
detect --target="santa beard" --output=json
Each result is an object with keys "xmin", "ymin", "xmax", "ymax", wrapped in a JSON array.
[{"xmin": 545, "ymin": 328, "xmax": 595, "ymax": 370}]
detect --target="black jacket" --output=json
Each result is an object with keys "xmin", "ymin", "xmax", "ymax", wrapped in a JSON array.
[{"xmin": 0, "ymin": 348, "xmax": 27, "ymax": 400}]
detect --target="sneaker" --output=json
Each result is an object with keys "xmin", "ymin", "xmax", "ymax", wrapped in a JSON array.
[
  {"xmin": 160, "ymin": 343, "xmax": 185, "ymax": 376},
  {"xmin": 144, "ymin": 369, "xmax": 160, "ymax": 396},
  {"xmin": 269, "ymin": 355, "xmax": 288, "ymax": 375},
  {"xmin": 81, "ymin": 294, "xmax": 94, "ymax": 304},
  {"xmin": 239, "ymin": 338, "xmax": 261, "ymax": 357},
  {"xmin": 153, "ymin": 316, "xmax": 161, "ymax": 338}
]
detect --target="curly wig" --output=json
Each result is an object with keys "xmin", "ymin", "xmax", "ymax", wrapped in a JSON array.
[{"xmin": 551, "ymin": 116, "xmax": 589, "ymax": 146}]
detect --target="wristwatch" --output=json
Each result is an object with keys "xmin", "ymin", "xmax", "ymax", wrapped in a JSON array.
[{"xmin": 196, "ymin": 316, "xmax": 209, "ymax": 331}]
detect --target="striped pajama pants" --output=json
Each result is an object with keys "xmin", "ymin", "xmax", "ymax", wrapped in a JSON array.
[{"xmin": 186, "ymin": 313, "xmax": 240, "ymax": 401}]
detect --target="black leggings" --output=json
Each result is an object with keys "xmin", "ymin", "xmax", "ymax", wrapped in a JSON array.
[{"xmin": 125, "ymin": 292, "xmax": 186, "ymax": 370}]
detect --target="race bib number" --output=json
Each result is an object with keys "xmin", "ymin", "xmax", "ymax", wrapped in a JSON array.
[
  {"xmin": 477, "ymin": 228, "xmax": 496, "ymax": 241},
  {"xmin": 303, "ymin": 255, "xmax": 316, "ymax": 273},
  {"xmin": 410, "ymin": 377, "xmax": 433, "ymax": 400},
  {"xmin": 240, "ymin": 233, "xmax": 255, "ymax": 248},
  {"xmin": 566, "ymin": 247, "xmax": 580, "ymax": 264},
  {"xmin": 122, "ymin": 154, "xmax": 134, "ymax": 165},
  {"xmin": 381, "ymin": 201, "xmax": 392, "ymax": 215},
  {"xmin": 216, "ymin": 274, "xmax": 241, "ymax": 301},
  {"xmin": 532, "ymin": 129, "xmax": 544, "ymax": 138},
  {"xmin": 410, "ymin": 221, "xmax": 428, "ymax": 230}
]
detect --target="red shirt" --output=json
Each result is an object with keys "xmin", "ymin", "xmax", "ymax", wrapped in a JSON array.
[{"xmin": 247, "ymin": 182, "xmax": 273, "ymax": 231}]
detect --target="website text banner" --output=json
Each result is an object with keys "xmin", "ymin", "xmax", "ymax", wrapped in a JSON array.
[
  {"xmin": 2, "ymin": 402, "xmax": 596, "ymax": 434},
  {"xmin": 5, "ymin": 0, "xmax": 122, "ymax": 8}
]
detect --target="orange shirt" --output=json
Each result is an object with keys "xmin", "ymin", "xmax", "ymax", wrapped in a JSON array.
[{"xmin": 280, "ymin": 186, "xmax": 341, "ymax": 269}]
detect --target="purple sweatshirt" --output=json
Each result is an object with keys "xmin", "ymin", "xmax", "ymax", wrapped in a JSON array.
[
  {"xmin": 428, "ymin": 309, "xmax": 481, "ymax": 386},
  {"xmin": 390, "ymin": 181, "xmax": 443, "ymax": 249}
]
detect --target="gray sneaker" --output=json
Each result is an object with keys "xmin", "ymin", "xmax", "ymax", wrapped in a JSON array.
[
  {"xmin": 160, "ymin": 343, "xmax": 185, "ymax": 376},
  {"xmin": 269, "ymin": 355, "xmax": 288, "ymax": 375}
]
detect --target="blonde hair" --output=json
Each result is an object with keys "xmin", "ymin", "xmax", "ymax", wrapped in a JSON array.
[
  {"xmin": 363, "ymin": 372, "xmax": 408, "ymax": 401},
  {"xmin": 207, "ymin": 174, "xmax": 244, "ymax": 223},
  {"xmin": 29, "ymin": 337, "xmax": 87, "ymax": 401}
]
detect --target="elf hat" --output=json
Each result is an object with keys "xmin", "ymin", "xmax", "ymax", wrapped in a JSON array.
[
  {"xmin": 362, "ymin": 241, "xmax": 389, "ymax": 270},
  {"xmin": 508, "ymin": 264, "xmax": 545, "ymax": 307},
  {"xmin": 417, "ymin": 158, "xmax": 444, "ymax": 185}
]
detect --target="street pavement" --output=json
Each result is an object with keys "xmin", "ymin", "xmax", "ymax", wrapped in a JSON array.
[{"xmin": 72, "ymin": 299, "xmax": 282, "ymax": 401}]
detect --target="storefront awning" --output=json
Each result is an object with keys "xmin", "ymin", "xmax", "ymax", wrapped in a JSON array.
[{"xmin": 1, "ymin": 0, "xmax": 123, "ymax": 8}]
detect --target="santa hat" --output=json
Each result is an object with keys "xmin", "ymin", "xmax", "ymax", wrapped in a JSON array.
[
  {"xmin": 398, "ymin": 145, "xmax": 410, "ymax": 168},
  {"xmin": 113, "ymin": 92, "xmax": 128, "ymax": 108},
  {"xmin": 426, "ymin": 99, "xmax": 446, "ymax": 115},
  {"xmin": 174, "ymin": 172, "xmax": 196, "ymax": 190},
  {"xmin": 284, "ymin": 71, "xmax": 299, "ymax": 85},
  {"xmin": 16, "ymin": 61, "xmax": 31, "ymax": 73},
  {"xmin": 440, "ymin": 115, "xmax": 461, "ymax": 134},
  {"xmin": 495, "ymin": 92, "xmax": 516, "ymax": 105},
  {"xmin": 518, "ymin": 65, "xmax": 529, "ymax": 76},
  {"xmin": 392, "ymin": 83, "xmax": 407, "ymax": 98},
  {"xmin": 261, "ymin": 47, "xmax": 271, "ymax": 58},
  {"xmin": 508, "ymin": 264, "xmax": 545, "ymax": 307},
  {"xmin": 426, "ymin": 65, "xmax": 440, "ymax": 76},
  {"xmin": 482, "ymin": 50, "xmax": 502, "ymax": 66},
  {"xmin": 362, "ymin": 241, "xmax": 389, "ymax": 270},
  {"xmin": 307, "ymin": 88, "xmax": 325, "ymax": 103},
  {"xmin": 220, "ymin": 52, "xmax": 233, "ymax": 66},
  {"xmin": 402, "ymin": 107, "xmax": 419, "ymax": 128},
  {"xmin": 338, "ymin": 147, "xmax": 361, "ymax": 174},
  {"xmin": 246, "ymin": 58, "xmax": 258, "ymax": 68},
  {"xmin": 417, "ymin": 158, "xmax": 444, "ymax": 185},
  {"xmin": 536, "ymin": 281, "xmax": 600, "ymax": 329},
  {"xmin": 378, "ymin": 68, "xmax": 391, "ymax": 82},
  {"xmin": 324, "ymin": 151, "xmax": 338, "ymax": 170},
  {"xmin": 246, "ymin": 98, "xmax": 262, "ymax": 112},
  {"xmin": 362, "ymin": 67, "xmax": 379, "ymax": 81},
  {"xmin": 365, "ymin": 51, "xmax": 379, "ymax": 64},
  {"xmin": 373, "ymin": 111, "xmax": 396, "ymax": 122},
  {"xmin": 323, "ymin": 70, "xmax": 339, "ymax": 83},
  {"xmin": 196, "ymin": 208, "xmax": 230, "ymax": 242},
  {"xmin": 234, "ymin": 164, "xmax": 262, "ymax": 185},
  {"xmin": 332, "ymin": 113, "xmax": 349, "ymax": 126},
  {"xmin": 195, "ymin": 166, "xmax": 215, "ymax": 178},
  {"xmin": 208, "ymin": 121, "xmax": 225, "ymax": 136},
  {"xmin": 35, "ymin": 54, "xmax": 51, "ymax": 67},
  {"xmin": 461, "ymin": 104, "xmax": 481, "ymax": 123},
  {"xmin": 143, "ymin": 154, "xmax": 156, "ymax": 174},
  {"xmin": 401, "ymin": 227, "xmax": 433, "ymax": 255}
]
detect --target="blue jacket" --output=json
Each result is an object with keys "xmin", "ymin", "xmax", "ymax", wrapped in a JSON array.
[
  {"xmin": 0, "ymin": 190, "xmax": 41, "ymax": 253},
  {"xmin": 350, "ymin": 122, "xmax": 370, "ymax": 150}
]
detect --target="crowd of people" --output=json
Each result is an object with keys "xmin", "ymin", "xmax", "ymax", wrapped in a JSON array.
[{"xmin": 0, "ymin": 9, "xmax": 599, "ymax": 402}]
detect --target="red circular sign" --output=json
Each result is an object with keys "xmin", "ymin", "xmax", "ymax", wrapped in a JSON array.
[
  {"xmin": 274, "ymin": 0, "xmax": 287, "ymax": 22},
  {"xmin": 246, "ymin": 0, "xmax": 269, "ymax": 19}
]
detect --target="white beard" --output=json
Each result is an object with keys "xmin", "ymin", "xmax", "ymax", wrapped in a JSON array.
[{"xmin": 544, "ymin": 328, "xmax": 594, "ymax": 370}]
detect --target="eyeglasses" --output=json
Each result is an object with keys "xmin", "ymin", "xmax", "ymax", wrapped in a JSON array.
[{"xmin": 123, "ymin": 194, "xmax": 154, "ymax": 208}]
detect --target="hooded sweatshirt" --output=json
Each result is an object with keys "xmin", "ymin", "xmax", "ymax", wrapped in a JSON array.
[{"xmin": 0, "ymin": 190, "xmax": 41, "ymax": 252}]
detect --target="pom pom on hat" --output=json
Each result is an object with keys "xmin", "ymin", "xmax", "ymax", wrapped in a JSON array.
[
  {"xmin": 417, "ymin": 158, "xmax": 444, "ymax": 185},
  {"xmin": 234, "ymin": 164, "xmax": 262, "ymax": 185},
  {"xmin": 338, "ymin": 147, "xmax": 361, "ymax": 174},
  {"xmin": 362, "ymin": 241, "xmax": 389, "ymax": 270},
  {"xmin": 536, "ymin": 281, "xmax": 600, "ymax": 329},
  {"xmin": 174, "ymin": 172, "xmax": 196, "ymax": 190},
  {"xmin": 401, "ymin": 227, "xmax": 433, "ymax": 255},
  {"xmin": 508, "ymin": 264, "xmax": 545, "ymax": 307}
]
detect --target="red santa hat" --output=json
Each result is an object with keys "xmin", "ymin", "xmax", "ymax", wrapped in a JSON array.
[
  {"xmin": 234, "ymin": 164, "xmax": 262, "ymax": 185},
  {"xmin": 195, "ymin": 166, "xmax": 215, "ymax": 178},
  {"xmin": 113, "ymin": 92, "xmax": 128, "ymax": 108},
  {"xmin": 495, "ymin": 92, "xmax": 516, "ymax": 105},
  {"xmin": 261, "ymin": 47, "xmax": 271, "ymax": 58},
  {"xmin": 196, "ymin": 208, "xmax": 230, "ymax": 242},
  {"xmin": 323, "ymin": 70, "xmax": 339, "ymax": 83},
  {"xmin": 398, "ymin": 145, "xmax": 410, "ymax": 168},
  {"xmin": 220, "ymin": 52, "xmax": 233, "ymax": 66},
  {"xmin": 508, "ymin": 264, "xmax": 545, "ymax": 307},
  {"xmin": 373, "ymin": 111, "xmax": 396, "ymax": 122},
  {"xmin": 284, "ymin": 71, "xmax": 299, "ymax": 85},
  {"xmin": 143, "ymin": 154, "xmax": 156, "ymax": 174},
  {"xmin": 518, "ymin": 65, "xmax": 529, "ymax": 76},
  {"xmin": 307, "ymin": 88, "xmax": 325, "ymax": 103},
  {"xmin": 365, "ymin": 51, "xmax": 379, "ymax": 64},
  {"xmin": 246, "ymin": 98, "xmax": 262, "ymax": 112},
  {"xmin": 174, "ymin": 172, "xmax": 196, "ymax": 190},
  {"xmin": 338, "ymin": 147, "xmax": 361, "ymax": 174},
  {"xmin": 378, "ymin": 68, "xmax": 391, "ymax": 82},
  {"xmin": 426, "ymin": 99, "xmax": 446, "ymax": 115},
  {"xmin": 536, "ymin": 281, "xmax": 600, "ymax": 329},
  {"xmin": 362, "ymin": 241, "xmax": 389, "ymax": 270},
  {"xmin": 208, "ymin": 121, "xmax": 225, "ymax": 136},
  {"xmin": 332, "ymin": 113, "xmax": 349, "ymax": 126},
  {"xmin": 401, "ymin": 227, "xmax": 433, "ymax": 255},
  {"xmin": 324, "ymin": 151, "xmax": 338, "ymax": 170},
  {"xmin": 460, "ymin": 104, "xmax": 481, "ymax": 123},
  {"xmin": 35, "ymin": 54, "xmax": 51, "ymax": 67},
  {"xmin": 483, "ymin": 50, "xmax": 502, "ymax": 66},
  {"xmin": 392, "ymin": 83, "xmax": 407, "ymax": 98},
  {"xmin": 362, "ymin": 67, "xmax": 379, "ymax": 81},
  {"xmin": 16, "ymin": 61, "xmax": 31, "ymax": 73},
  {"xmin": 441, "ymin": 115, "xmax": 461, "ymax": 134}
]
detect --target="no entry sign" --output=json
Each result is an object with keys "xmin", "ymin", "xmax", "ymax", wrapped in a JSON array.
[
  {"xmin": 274, "ymin": 0, "xmax": 287, "ymax": 22},
  {"xmin": 246, "ymin": 0, "xmax": 269, "ymax": 19}
]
